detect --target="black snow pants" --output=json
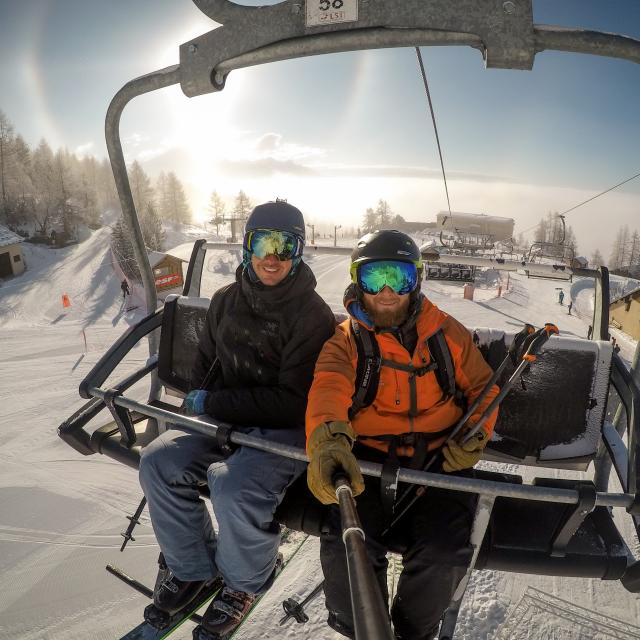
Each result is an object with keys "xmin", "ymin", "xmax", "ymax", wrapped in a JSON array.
[{"xmin": 320, "ymin": 446, "xmax": 476, "ymax": 640}]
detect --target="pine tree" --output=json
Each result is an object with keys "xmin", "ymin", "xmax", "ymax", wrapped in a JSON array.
[
  {"xmin": 609, "ymin": 226, "xmax": 629, "ymax": 271},
  {"xmin": 232, "ymin": 190, "xmax": 252, "ymax": 240},
  {"xmin": 627, "ymin": 230, "xmax": 640, "ymax": 267},
  {"xmin": 97, "ymin": 158, "xmax": 118, "ymax": 212},
  {"xmin": 54, "ymin": 148, "xmax": 80, "ymax": 237},
  {"xmin": 362, "ymin": 207, "xmax": 377, "ymax": 233},
  {"xmin": 564, "ymin": 225, "xmax": 579, "ymax": 261},
  {"xmin": 534, "ymin": 218, "xmax": 547, "ymax": 243},
  {"xmin": 163, "ymin": 172, "xmax": 191, "ymax": 225},
  {"xmin": 111, "ymin": 215, "xmax": 140, "ymax": 280},
  {"xmin": 590, "ymin": 249, "xmax": 604, "ymax": 268},
  {"xmin": 129, "ymin": 160, "xmax": 155, "ymax": 216},
  {"xmin": 140, "ymin": 202, "xmax": 165, "ymax": 251},
  {"xmin": 233, "ymin": 190, "xmax": 252, "ymax": 221},
  {"xmin": 376, "ymin": 199, "xmax": 393, "ymax": 228},
  {"xmin": 78, "ymin": 156, "xmax": 100, "ymax": 228},
  {"xmin": 0, "ymin": 109, "xmax": 15, "ymax": 212},
  {"xmin": 31, "ymin": 139, "xmax": 57, "ymax": 235},
  {"xmin": 208, "ymin": 190, "xmax": 226, "ymax": 235}
]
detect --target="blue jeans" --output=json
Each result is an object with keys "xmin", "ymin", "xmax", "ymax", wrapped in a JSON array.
[{"xmin": 139, "ymin": 425, "xmax": 306, "ymax": 593}]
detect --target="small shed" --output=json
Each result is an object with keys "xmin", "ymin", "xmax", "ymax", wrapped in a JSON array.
[
  {"xmin": 148, "ymin": 251, "xmax": 186, "ymax": 293},
  {"xmin": 0, "ymin": 225, "xmax": 26, "ymax": 278},
  {"xmin": 610, "ymin": 285, "xmax": 640, "ymax": 340}
]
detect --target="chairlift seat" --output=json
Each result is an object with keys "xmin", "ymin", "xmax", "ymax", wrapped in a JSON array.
[
  {"xmin": 473, "ymin": 330, "xmax": 613, "ymax": 471},
  {"xmin": 62, "ymin": 295, "xmax": 629, "ymax": 586}
]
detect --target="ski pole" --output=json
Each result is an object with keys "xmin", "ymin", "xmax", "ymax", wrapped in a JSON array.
[
  {"xmin": 383, "ymin": 323, "xmax": 558, "ymax": 535},
  {"xmin": 280, "ymin": 580, "xmax": 325, "ymax": 625},
  {"xmin": 120, "ymin": 495, "xmax": 147, "ymax": 552},
  {"xmin": 459, "ymin": 323, "xmax": 558, "ymax": 446},
  {"xmin": 384, "ymin": 323, "xmax": 536, "ymax": 531},
  {"xmin": 334, "ymin": 473, "xmax": 395, "ymax": 640}
]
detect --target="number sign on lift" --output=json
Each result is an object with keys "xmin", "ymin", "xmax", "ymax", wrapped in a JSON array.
[{"xmin": 306, "ymin": 0, "xmax": 358, "ymax": 27}]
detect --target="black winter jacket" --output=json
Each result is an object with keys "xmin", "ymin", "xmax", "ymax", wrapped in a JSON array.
[{"xmin": 190, "ymin": 262, "xmax": 336, "ymax": 429}]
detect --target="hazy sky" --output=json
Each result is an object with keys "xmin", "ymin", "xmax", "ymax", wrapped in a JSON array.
[{"xmin": 1, "ymin": 0, "xmax": 639, "ymax": 256}]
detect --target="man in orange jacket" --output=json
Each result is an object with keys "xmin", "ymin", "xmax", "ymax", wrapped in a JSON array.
[{"xmin": 306, "ymin": 230, "xmax": 499, "ymax": 640}]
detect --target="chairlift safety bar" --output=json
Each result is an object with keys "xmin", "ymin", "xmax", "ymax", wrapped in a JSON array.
[{"xmin": 86, "ymin": 385, "xmax": 635, "ymax": 511}]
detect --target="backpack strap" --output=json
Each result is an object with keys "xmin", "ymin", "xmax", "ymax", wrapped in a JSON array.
[
  {"xmin": 349, "ymin": 322, "xmax": 466, "ymax": 418},
  {"xmin": 426, "ymin": 329, "xmax": 467, "ymax": 410},
  {"xmin": 349, "ymin": 319, "xmax": 381, "ymax": 420}
]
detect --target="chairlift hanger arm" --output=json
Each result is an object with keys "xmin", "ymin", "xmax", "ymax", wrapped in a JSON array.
[{"xmin": 177, "ymin": 0, "xmax": 640, "ymax": 97}]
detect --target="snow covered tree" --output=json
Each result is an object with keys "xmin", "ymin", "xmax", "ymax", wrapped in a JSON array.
[
  {"xmin": 627, "ymin": 230, "xmax": 640, "ymax": 267},
  {"xmin": 590, "ymin": 248, "xmax": 605, "ymax": 268},
  {"xmin": 207, "ymin": 190, "xmax": 226, "ymax": 235},
  {"xmin": 0, "ymin": 109, "xmax": 15, "ymax": 213},
  {"xmin": 391, "ymin": 214, "xmax": 406, "ymax": 227},
  {"xmin": 564, "ymin": 225, "xmax": 579, "ymax": 261},
  {"xmin": 160, "ymin": 172, "xmax": 191, "ymax": 225},
  {"xmin": 376, "ymin": 199, "xmax": 393, "ymax": 228},
  {"xmin": 548, "ymin": 213, "xmax": 565, "ymax": 247},
  {"xmin": 233, "ymin": 190, "xmax": 252, "ymax": 222},
  {"xmin": 362, "ymin": 207, "xmax": 377, "ymax": 233},
  {"xmin": 96, "ymin": 158, "xmax": 118, "ymax": 213},
  {"xmin": 140, "ymin": 201, "xmax": 165, "ymax": 251},
  {"xmin": 31, "ymin": 139, "xmax": 58, "ymax": 235},
  {"xmin": 111, "ymin": 215, "xmax": 140, "ymax": 280},
  {"xmin": 129, "ymin": 160, "xmax": 155, "ymax": 216},
  {"xmin": 534, "ymin": 218, "xmax": 548, "ymax": 243},
  {"xmin": 76, "ymin": 156, "xmax": 101, "ymax": 228},
  {"xmin": 53, "ymin": 148, "xmax": 81, "ymax": 237},
  {"xmin": 609, "ymin": 226, "xmax": 630, "ymax": 271}
]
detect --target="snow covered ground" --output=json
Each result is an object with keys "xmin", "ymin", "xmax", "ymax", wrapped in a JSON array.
[{"xmin": 1, "ymin": 229, "xmax": 639, "ymax": 639}]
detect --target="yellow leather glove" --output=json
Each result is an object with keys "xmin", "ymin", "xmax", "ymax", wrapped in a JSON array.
[
  {"xmin": 442, "ymin": 428, "xmax": 489, "ymax": 472},
  {"xmin": 307, "ymin": 421, "xmax": 365, "ymax": 505}
]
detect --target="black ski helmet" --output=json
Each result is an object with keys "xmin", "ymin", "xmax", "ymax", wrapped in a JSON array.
[
  {"xmin": 350, "ymin": 229, "xmax": 423, "ymax": 293},
  {"xmin": 244, "ymin": 199, "xmax": 305, "ymax": 243}
]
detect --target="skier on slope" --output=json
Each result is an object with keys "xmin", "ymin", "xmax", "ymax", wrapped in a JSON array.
[
  {"xmin": 139, "ymin": 200, "xmax": 335, "ymax": 638},
  {"xmin": 305, "ymin": 230, "xmax": 500, "ymax": 639},
  {"xmin": 120, "ymin": 279, "xmax": 131, "ymax": 301}
]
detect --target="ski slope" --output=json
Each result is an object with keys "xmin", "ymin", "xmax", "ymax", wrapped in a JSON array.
[{"xmin": 0, "ymin": 229, "xmax": 639, "ymax": 639}]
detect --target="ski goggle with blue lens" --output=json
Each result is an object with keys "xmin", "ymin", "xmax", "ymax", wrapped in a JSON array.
[
  {"xmin": 351, "ymin": 260, "xmax": 420, "ymax": 295},
  {"xmin": 244, "ymin": 229, "xmax": 303, "ymax": 261}
]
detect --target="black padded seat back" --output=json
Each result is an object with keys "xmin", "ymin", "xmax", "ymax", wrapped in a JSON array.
[
  {"xmin": 473, "ymin": 329, "xmax": 613, "ymax": 471},
  {"xmin": 158, "ymin": 294, "xmax": 210, "ymax": 394}
]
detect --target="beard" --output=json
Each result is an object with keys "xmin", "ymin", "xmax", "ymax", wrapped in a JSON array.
[{"xmin": 364, "ymin": 298, "xmax": 410, "ymax": 329}]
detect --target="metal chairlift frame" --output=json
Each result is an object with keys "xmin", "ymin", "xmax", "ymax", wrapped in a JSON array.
[{"xmin": 85, "ymin": 1, "xmax": 640, "ymax": 637}]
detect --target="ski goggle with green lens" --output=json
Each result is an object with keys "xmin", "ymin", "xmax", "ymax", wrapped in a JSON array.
[
  {"xmin": 352, "ymin": 260, "xmax": 420, "ymax": 295},
  {"xmin": 244, "ymin": 229, "xmax": 303, "ymax": 261}
]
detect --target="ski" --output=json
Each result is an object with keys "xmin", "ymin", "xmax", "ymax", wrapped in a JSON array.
[
  {"xmin": 111, "ymin": 565, "xmax": 223, "ymax": 640},
  {"xmin": 114, "ymin": 531, "xmax": 310, "ymax": 640},
  {"xmin": 192, "ymin": 533, "xmax": 310, "ymax": 640}
]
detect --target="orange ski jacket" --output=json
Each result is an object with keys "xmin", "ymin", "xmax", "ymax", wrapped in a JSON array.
[{"xmin": 306, "ymin": 295, "xmax": 499, "ymax": 456}]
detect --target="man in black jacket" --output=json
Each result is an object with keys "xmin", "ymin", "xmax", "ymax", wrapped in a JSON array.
[{"xmin": 139, "ymin": 200, "xmax": 335, "ymax": 638}]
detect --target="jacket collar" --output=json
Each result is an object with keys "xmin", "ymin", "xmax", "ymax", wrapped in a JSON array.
[
  {"xmin": 236, "ymin": 261, "xmax": 317, "ymax": 312},
  {"xmin": 343, "ymin": 283, "xmax": 448, "ymax": 338}
]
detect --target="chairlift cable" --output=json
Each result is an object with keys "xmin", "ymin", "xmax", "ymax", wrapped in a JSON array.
[
  {"xmin": 415, "ymin": 47, "xmax": 452, "ymax": 219},
  {"xmin": 558, "ymin": 170, "xmax": 640, "ymax": 217},
  {"xmin": 517, "ymin": 170, "xmax": 640, "ymax": 238}
]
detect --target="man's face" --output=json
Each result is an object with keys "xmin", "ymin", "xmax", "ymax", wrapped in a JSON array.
[
  {"xmin": 362, "ymin": 286, "xmax": 411, "ymax": 328},
  {"xmin": 251, "ymin": 252, "xmax": 293, "ymax": 286}
]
